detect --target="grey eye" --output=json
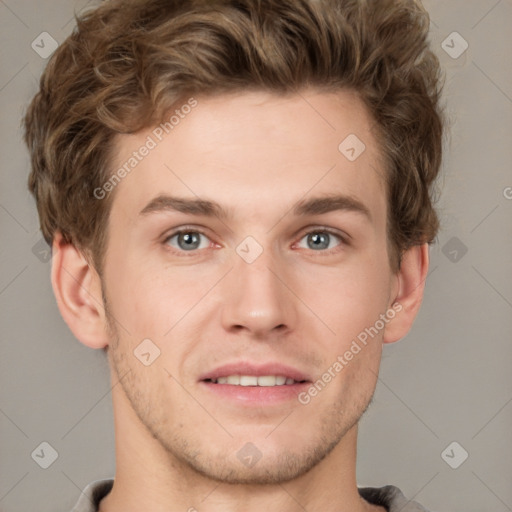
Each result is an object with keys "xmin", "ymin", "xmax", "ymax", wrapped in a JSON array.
[
  {"xmin": 166, "ymin": 231, "xmax": 209, "ymax": 251},
  {"xmin": 297, "ymin": 231, "xmax": 342, "ymax": 251}
]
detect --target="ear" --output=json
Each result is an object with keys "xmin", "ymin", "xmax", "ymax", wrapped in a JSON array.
[
  {"xmin": 51, "ymin": 231, "xmax": 110, "ymax": 349},
  {"xmin": 383, "ymin": 243, "xmax": 429, "ymax": 344}
]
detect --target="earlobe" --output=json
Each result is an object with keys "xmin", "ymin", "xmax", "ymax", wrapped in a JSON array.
[
  {"xmin": 382, "ymin": 243, "xmax": 430, "ymax": 344},
  {"xmin": 51, "ymin": 232, "xmax": 110, "ymax": 349}
]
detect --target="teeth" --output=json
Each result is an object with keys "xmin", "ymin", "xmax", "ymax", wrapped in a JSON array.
[
  {"xmin": 257, "ymin": 376, "xmax": 276, "ymax": 387},
  {"xmin": 240, "ymin": 375, "xmax": 258, "ymax": 386},
  {"xmin": 210, "ymin": 375, "xmax": 300, "ymax": 386}
]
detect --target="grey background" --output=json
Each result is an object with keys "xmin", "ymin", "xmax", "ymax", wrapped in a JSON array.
[{"xmin": 1, "ymin": 0, "xmax": 511, "ymax": 511}]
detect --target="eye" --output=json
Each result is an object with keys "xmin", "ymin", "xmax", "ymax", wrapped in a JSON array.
[
  {"xmin": 162, "ymin": 227, "xmax": 347, "ymax": 256},
  {"xmin": 164, "ymin": 229, "xmax": 212, "ymax": 252},
  {"xmin": 295, "ymin": 229, "xmax": 345, "ymax": 253}
]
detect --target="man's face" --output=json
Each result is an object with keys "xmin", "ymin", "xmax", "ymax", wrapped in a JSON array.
[{"xmin": 101, "ymin": 90, "xmax": 398, "ymax": 484}]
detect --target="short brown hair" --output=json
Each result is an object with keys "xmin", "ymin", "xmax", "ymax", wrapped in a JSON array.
[{"xmin": 24, "ymin": 0, "xmax": 445, "ymax": 273}]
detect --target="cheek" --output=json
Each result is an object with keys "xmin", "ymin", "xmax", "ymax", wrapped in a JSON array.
[
  {"xmin": 301, "ymin": 260, "xmax": 391, "ymax": 340},
  {"xmin": 110, "ymin": 263, "xmax": 215, "ymax": 342}
]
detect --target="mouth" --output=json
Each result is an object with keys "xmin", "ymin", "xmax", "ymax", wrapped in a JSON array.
[
  {"xmin": 204, "ymin": 375, "xmax": 308, "ymax": 386},
  {"xmin": 199, "ymin": 362, "xmax": 311, "ymax": 404}
]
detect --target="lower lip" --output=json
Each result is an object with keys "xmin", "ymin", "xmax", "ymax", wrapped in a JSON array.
[{"xmin": 200, "ymin": 381, "xmax": 311, "ymax": 405}]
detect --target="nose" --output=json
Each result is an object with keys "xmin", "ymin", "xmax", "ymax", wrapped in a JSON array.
[{"xmin": 220, "ymin": 243, "xmax": 297, "ymax": 337}]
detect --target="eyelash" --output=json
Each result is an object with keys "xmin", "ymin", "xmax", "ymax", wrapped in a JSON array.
[{"xmin": 163, "ymin": 226, "xmax": 349, "ymax": 257}]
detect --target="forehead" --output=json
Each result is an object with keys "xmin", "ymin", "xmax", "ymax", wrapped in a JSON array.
[{"xmin": 108, "ymin": 89, "xmax": 387, "ymax": 226}]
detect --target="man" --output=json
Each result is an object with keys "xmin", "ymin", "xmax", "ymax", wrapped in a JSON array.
[{"xmin": 23, "ymin": 0, "xmax": 444, "ymax": 510}]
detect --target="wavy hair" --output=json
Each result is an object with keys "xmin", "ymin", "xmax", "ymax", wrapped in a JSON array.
[{"xmin": 23, "ymin": 0, "xmax": 445, "ymax": 273}]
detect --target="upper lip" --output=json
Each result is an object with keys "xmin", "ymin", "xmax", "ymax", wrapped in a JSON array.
[{"xmin": 199, "ymin": 361, "xmax": 311, "ymax": 382}]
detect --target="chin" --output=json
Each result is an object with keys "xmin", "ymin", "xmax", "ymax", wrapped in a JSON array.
[{"xmin": 161, "ymin": 427, "xmax": 344, "ymax": 486}]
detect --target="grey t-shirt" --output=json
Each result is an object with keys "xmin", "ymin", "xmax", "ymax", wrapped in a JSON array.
[{"xmin": 71, "ymin": 478, "xmax": 430, "ymax": 511}]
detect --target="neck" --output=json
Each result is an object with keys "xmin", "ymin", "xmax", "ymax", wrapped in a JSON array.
[{"xmin": 99, "ymin": 373, "xmax": 381, "ymax": 512}]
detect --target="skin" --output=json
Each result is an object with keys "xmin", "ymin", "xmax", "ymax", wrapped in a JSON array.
[{"xmin": 51, "ymin": 89, "xmax": 429, "ymax": 512}]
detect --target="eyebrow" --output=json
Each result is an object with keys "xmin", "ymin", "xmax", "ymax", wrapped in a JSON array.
[{"xmin": 139, "ymin": 193, "xmax": 372, "ymax": 222}]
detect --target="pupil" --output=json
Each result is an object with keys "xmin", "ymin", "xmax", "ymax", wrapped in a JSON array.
[
  {"xmin": 309, "ymin": 232, "xmax": 329, "ymax": 250},
  {"xmin": 179, "ymin": 232, "xmax": 200, "ymax": 250}
]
